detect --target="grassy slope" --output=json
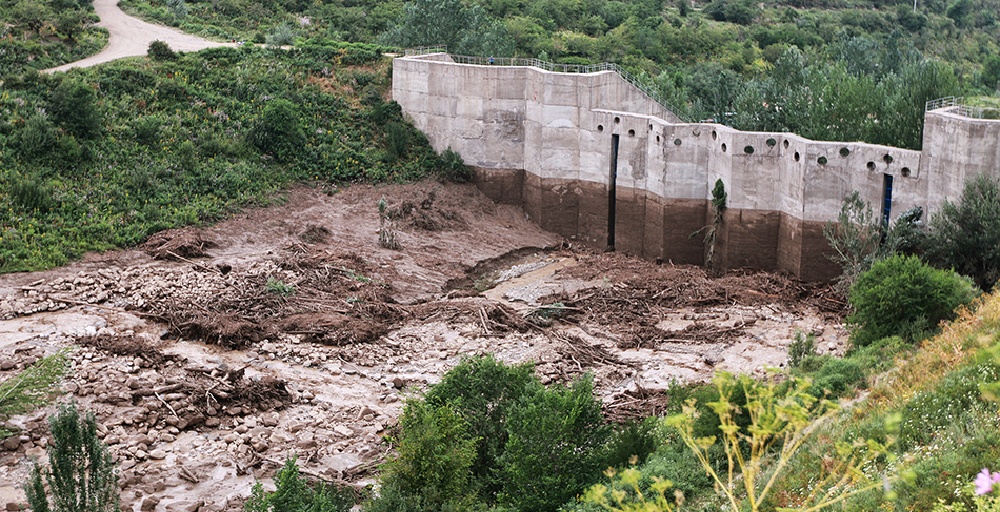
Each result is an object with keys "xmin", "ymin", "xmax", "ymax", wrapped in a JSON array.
[
  {"xmin": 0, "ymin": 42, "xmax": 442, "ymax": 273},
  {"xmin": 773, "ymin": 291, "xmax": 1000, "ymax": 510}
]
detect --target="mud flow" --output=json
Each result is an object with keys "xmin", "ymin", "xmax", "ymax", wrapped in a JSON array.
[{"xmin": 0, "ymin": 182, "xmax": 847, "ymax": 511}]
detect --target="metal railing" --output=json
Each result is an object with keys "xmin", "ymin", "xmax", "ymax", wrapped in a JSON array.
[
  {"xmin": 401, "ymin": 46, "xmax": 688, "ymax": 122},
  {"xmin": 925, "ymin": 96, "xmax": 1000, "ymax": 120},
  {"xmin": 403, "ymin": 46, "xmax": 448, "ymax": 57}
]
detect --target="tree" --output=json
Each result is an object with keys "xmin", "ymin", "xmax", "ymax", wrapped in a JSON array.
[
  {"xmin": 380, "ymin": 0, "xmax": 514, "ymax": 56},
  {"xmin": 13, "ymin": 1, "xmax": 50, "ymax": 35},
  {"xmin": 823, "ymin": 191, "xmax": 882, "ymax": 296},
  {"xmin": 25, "ymin": 403, "xmax": 120, "ymax": 512},
  {"xmin": 54, "ymin": 10, "xmax": 87, "ymax": 41},
  {"xmin": 982, "ymin": 56, "xmax": 1000, "ymax": 92},
  {"xmin": 924, "ymin": 175, "xmax": 1000, "ymax": 290}
]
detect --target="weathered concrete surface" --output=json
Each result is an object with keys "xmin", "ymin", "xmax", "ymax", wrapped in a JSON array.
[{"xmin": 393, "ymin": 53, "xmax": 1000, "ymax": 281}]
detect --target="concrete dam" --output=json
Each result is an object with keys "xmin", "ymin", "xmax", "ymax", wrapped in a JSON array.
[{"xmin": 392, "ymin": 51, "xmax": 1000, "ymax": 281}]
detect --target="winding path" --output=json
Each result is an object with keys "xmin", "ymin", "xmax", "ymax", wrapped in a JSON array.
[{"xmin": 44, "ymin": 0, "xmax": 235, "ymax": 73}]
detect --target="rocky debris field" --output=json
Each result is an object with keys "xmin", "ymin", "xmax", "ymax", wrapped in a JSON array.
[{"xmin": 0, "ymin": 181, "xmax": 848, "ymax": 511}]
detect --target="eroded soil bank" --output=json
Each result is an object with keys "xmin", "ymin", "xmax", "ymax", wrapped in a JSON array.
[{"xmin": 0, "ymin": 181, "xmax": 847, "ymax": 511}]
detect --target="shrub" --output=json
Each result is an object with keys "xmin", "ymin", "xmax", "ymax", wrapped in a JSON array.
[
  {"xmin": 247, "ymin": 99, "xmax": 305, "ymax": 163},
  {"xmin": 823, "ymin": 191, "xmax": 882, "ymax": 296},
  {"xmin": 848, "ymin": 254, "xmax": 978, "ymax": 347},
  {"xmin": 385, "ymin": 122, "xmax": 409, "ymax": 163},
  {"xmin": 245, "ymin": 456, "xmax": 354, "ymax": 512},
  {"xmin": 10, "ymin": 173, "xmax": 54, "ymax": 212},
  {"xmin": 787, "ymin": 331, "xmax": 816, "ymax": 368},
  {"xmin": 367, "ymin": 401, "xmax": 479, "ymax": 512},
  {"xmin": 924, "ymin": 175, "xmax": 1000, "ymax": 290},
  {"xmin": 424, "ymin": 355, "xmax": 534, "ymax": 499},
  {"xmin": 147, "ymin": 40, "xmax": 177, "ymax": 61},
  {"xmin": 49, "ymin": 78, "xmax": 103, "ymax": 140},
  {"xmin": 266, "ymin": 23, "xmax": 297, "ymax": 47},
  {"xmin": 370, "ymin": 356, "xmax": 611, "ymax": 512},
  {"xmin": 497, "ymin": 376, "xmax": 609, "ymax": 512},
  {"xmin": 811, "ymin": 357, "xmax": 865, "ymax": 397},
  {"xmin": 17, "ymin": 115, "xmax": 57, "ymax": 162},
  {"xmin": 25, "ymin": 403, "xmax": 119, "ymax": 512},
  {"xmin": 438, "ymin": 147, "xmax": 473, "ymax": 183}
]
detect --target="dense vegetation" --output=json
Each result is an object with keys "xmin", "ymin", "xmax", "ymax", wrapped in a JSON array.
[
  {"xmin": 0, "ymin": 0, "xmax": 109, "ymax": 75},
  {"xmin": 116, "ymin": 0, "xmax": 1000, "ymax": 148},
  {"xmin": 0, "ymin": 41, "xmax": 451, "ymax": 272}
]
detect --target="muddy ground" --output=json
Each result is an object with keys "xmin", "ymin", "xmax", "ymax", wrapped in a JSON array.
[{"xmin": 0, "ymin": 181, "xmax": 848, "ymax": 511}]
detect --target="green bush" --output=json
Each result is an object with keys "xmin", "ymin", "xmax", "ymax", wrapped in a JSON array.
[
  {"xmin": 370, "ymin": 356, "xmax": 612, "ymax": 512},
  {"xmin": 247, "ymin": 98, "xmax": 306, "ymax": 163},
  {"xmin": 438, "ymin": 147, "xmax": 473, "ymax": 183},
  {"xmin": 787, "ymin": 331, "xmax": 816, "ymax": 368},
  {"xmin": 848, "ymin": 254, "xmax": 978, "ymax": 347},
  {"xmin": 17, "ymin": 115, "xmax": 57, "ymax": 162},
  {"xmin": 245, "ymin": 456, "xmax": 354, "ymax": 512},
  {"xmin": 497, "ymin": 376, "xmax": 608, "ymax": 512},
  {"xmin": 25, "ymin": 403, "xmax": 119, "ymax": 512},
  {"xmin": 424, "ymin": 355, "xmax": 534, "ymax": 499},
  {"xmin": 924, "ymin": 175, "xmax": 1000, "ymax": 290},
  {"xmin": 385, "ymin": 122, "xmax": 409, "ymax": 162},
  {"xmin": 811, "ymin": 358, "xmax": 865, "ymax": 397},
  {"xmin": 49, "ymin": 78, "xmax": 103, "ymax": 140},
  {"xmin": 367, "ymin": 401, "xmax": 479, "ymax": 512},
  {"xmin": 147, "ymin": 40, "xmax": 177, "ymax": 60}
]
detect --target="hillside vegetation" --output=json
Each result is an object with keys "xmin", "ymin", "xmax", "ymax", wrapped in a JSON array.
[
  {"xmin": 115, "ymin": 0, "xmax": 1000, "ymax": 149},
  {"xmin": 0, "ymin": 0, "xmax": 109, "ymax": 74},
  {"xmin": 0, "ymin": 42, "xmax": 451, "ymax": 272}
]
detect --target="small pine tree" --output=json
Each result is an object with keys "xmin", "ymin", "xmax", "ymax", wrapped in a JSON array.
[
  {"xmin": 245, "ymin": 456, "xmax": 354, "ymax": 512},
  {"xmin": 24, "ymin": 403, "xmax": 120, "ymax": 512}
]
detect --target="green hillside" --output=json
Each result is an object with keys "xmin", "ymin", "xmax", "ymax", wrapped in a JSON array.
[{"xmin": 0, "ymin": 42, "xmax": 450, "ymax": 272}]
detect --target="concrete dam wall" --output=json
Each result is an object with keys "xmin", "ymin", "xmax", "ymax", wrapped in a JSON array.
[{"xmin": 392, "ymin": 52, "xmax": 1000, "ymax": 281}]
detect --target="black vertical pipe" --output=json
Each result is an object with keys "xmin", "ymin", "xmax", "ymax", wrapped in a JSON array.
[{"xmin": 608, "ymin": 134, "xmax": 620, "ymax": 250}]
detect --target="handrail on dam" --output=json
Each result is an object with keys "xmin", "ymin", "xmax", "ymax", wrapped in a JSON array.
[
  {"xmin": 926, "ymin": 96, "xmax": 1000, "ymax": 120},
  {"xmin": 401, "ymin": 46, "xmax": 689, "ymax": 122}
]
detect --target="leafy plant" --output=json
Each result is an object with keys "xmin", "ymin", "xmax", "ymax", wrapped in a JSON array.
[
  {"xmin": 247, "ymin": 99, "xmax": 306, "ymax": 163},
  {"xmin": 25, "ymin": 403, "xmax": 120, "ymax": 512},
  {"xmin": 367, "ymin": 401, "xmax": 479, "ymax": 512},
  {"xmin": 497, "ymin": 375, "xmax": 608, "ymax": 512},
  {"xmin": 823, "ymin": 191, "xmax": 882, "ymax": 296},
  {"xmin": 665, "ymin": 371, "xmax": 899, "ymax": 512},
  {"xmin": 377, "ymin": 196, "xmax": 402, "ymax": 250},
  {"xmin": 787, "ymin": 331, "xmax": 816, "ymax": 369},
  {"xmin": 49, "ymin": 78, "xmax": 103, "ymax": 140},
  {"xmin": 265, "ymin": 277, "xmax": 296, "ymax": 297},
  {"xmin": 848, "ymin": 254, "xmax": 978, "ymax": 347},
  {"xmin": 245, "ymin": 456, "xmax": 354, "ymax": 512}
]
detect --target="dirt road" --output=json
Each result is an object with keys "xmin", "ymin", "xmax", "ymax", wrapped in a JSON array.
[
  {"xmin": 0, "ymin": 182, "xmax": 848, "ymax": 511},
  {"xmin": 44, "ymin": 0, "xmax": 234, "ymax": 73}
]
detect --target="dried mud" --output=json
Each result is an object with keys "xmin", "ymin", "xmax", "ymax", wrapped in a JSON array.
[{"xmin": 0, "ymin": 181, "xmax": 848, "ymax": 511}]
